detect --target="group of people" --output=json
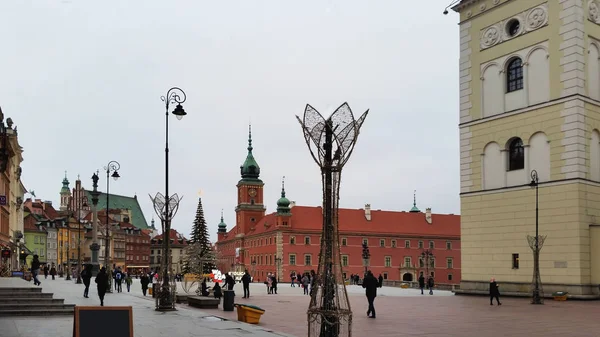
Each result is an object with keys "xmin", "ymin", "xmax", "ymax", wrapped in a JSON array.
[{"xmin": 289, "ymin": 270, "xmax": 316, "ymax": 295}]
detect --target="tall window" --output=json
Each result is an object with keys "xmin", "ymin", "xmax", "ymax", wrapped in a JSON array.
[
  {"xmin": 290, "ymin": 236, "xmax": 295, "ymax": 245},
  {"xmin": 512, "ymin": 253, "xmax": 519, "ymax": 269},
  {"xmin": 341, "ymin": 238, "xmax": 347, "ymax": 246},
  {"xmin": 304, "ymin": 236, "xmax": 311, "ymax": 245},
  {"xmin": 508, "ymin": 138, "xmax": 525, "ymax": 170},
  {"xmin": 380, "ymin": 239, "xmax": 385, "ymax": 247},
  {"xmin": 384, "ymin": 256, "xmax": 392, "ymax": 267},
  {"xmin": 342, "ymin": 255, "xmax": 349, "ymax": 267},
  {"xmin": 405, "ymin": 240, "xmax": 410, "ymax": 248},
  {"xmin": 391, "ymin": 240, "xmax": 396, "ymax": 248},
  {"xmin": 446, "ymin": 241, "xmax": 452, "ymax": 250},
  {"xmin": 507, "ymin": 57, "xmax": 523, "ymax": 92},
  {"xmin": 418, "ymin": 241, "xmax": 424, "ymax": 249},
  {"xmin": 404, "ymin": 257, "xmax": 411, "ymax": 268},
  {"xmin": 429, "ymin": 241, "xmax": 434, "ymax": 249},
  {"xmin": 304, "ymin": 254, "xmax": 312, "ymax": 266},
  {"xmin": 446, "ymin": 258, "xmax": 453, "ymax": 269},
  {"xmin": 362, "ymin": 238, "xmax": 368, "ymax": 245}
]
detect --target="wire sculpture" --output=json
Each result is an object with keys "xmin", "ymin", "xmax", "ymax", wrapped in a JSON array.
[
  {"xmin": 527, "ymin": 234, "xmax": 546, "ymax": 304},
  {"xmin": 296, "ymin": 102, "xmax": 368, "ymax": 337},
  {"xmin": 149, "ymin": 192, "xmax": 183, "ymax": 310}
]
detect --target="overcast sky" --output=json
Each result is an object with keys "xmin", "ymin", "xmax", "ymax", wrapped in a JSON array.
[{"xmin": 0, "ymin": 0, "xmax": 460, "ymax": 241}]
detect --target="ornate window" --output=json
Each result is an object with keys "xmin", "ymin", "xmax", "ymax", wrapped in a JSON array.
[
  {"xmin": 289, "ymin": 254, "xmax": 296, "ymax": 266},
  {"xmin": 507, "ymin": 57, "xmax": 524, "ymax": 92},
  {"xmin": 384, "ymin": 256, "xmax": 392, "ymax": 267},
  {"xmin": 342, "ymin": 255, "xmax": 349, "ymax": 267},
  {"xmin": 508, "ymin": 138, "xmax": 525, "ymax": 171}
]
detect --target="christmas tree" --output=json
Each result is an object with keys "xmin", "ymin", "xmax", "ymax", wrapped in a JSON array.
[{"xmin": 184, "ymin": 198, "xmax": 216, "ymax": 274}]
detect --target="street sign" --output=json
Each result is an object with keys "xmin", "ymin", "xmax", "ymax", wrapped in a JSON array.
[{"xmin": 0, "ymin": 196, "xmax": 6, "ymax": 206}]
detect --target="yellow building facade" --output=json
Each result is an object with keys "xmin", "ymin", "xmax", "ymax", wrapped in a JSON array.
[{"xmin": 453, "ymin": 0, "xmax": 600, "ymax": 297}]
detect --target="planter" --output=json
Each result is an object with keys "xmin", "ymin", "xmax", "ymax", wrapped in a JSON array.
[
  {"xmin": 400, "ymin": 283, "xmax": 410, "ymax": 289},
  {"xmin": 234, "ymin": 304, "xmax": 265, "ymax": 324},
  {"xmin": 552, "ymin": 291, "xmax": 568, "ymax": 301}
]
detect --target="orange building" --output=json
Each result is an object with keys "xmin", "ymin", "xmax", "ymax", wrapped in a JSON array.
[{"xmin": 216, "ymin": 129, "xmax": 461, "ymax": 285}]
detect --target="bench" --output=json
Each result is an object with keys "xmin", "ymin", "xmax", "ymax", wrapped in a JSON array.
[
  {"xmin": 187, "ymin": 296, "xmax": 220, "ymax": 309},
  {"xmin": 176, "ymin": 294, "xmax": 189, "ymax": 304}
]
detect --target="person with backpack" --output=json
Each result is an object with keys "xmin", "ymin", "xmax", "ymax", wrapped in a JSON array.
[{"xmin": 115, "ymin": 267, "xmax": 123, "ymax": 293}]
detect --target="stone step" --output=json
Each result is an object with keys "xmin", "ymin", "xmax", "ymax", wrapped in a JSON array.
[
  {"xmin": 0, "ymin": 287, "xmax": 42, "ymax": 293},
  {"xmin": 0, "ymin": 303, "xmax": 75, "ymax": 311},
  {"xmin": 0, "ymin": 292, "xmax": 54, "ymax": 298},
  {"xmin": 0, "ymin": 298, "xmax": 64, "ymax": 305},
  {"xmin": 0, "ymin": 308, "xmax": 74, "ymax": 316}
]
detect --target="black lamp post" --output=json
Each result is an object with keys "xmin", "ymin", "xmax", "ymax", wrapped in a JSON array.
[
  {"xmin": 89, "ymin": 172, "xmax": 101, "ymax": 275},
  {"xmin": 362, "ymin": 242, "xmax": 370, "ymax": 277},
  {"xmin": 104, "ymin": 160, "xmax": 120, "ymax": 293},
  {"xmin": 150, "ymin": 87, "xmax": 187, "ymax": 311},
  {"xmin": 420, "ymin": 249, "xmax": 434, "ymax": 278},
  {"xmin": 529, "ymin": 170, "xmax": 542, "ymax": 305},
  {"xmin": 71, "ymin": 195, "xmax": 88, "ymax": 284}
]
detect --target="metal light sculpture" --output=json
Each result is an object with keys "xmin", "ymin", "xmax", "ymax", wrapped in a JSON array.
[
  {"xmin": 528, "ymin": 170, "xmax": 545, "ymax": 304},
  {"xmin": 297, "ymin": 102, "xmax": 368, "ymax": 337}
]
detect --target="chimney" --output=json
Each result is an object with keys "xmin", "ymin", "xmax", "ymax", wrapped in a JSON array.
[
  {"xmin": 425, "ymin": 208, "xmax": 432, "ymax": 224},
  {"xmin": 290, "ymin": 201, "xmax": 296, "ymax": 208},
  {"xmin": 364, "ymin": 204, "xmax": 371, "ymax": 221}
]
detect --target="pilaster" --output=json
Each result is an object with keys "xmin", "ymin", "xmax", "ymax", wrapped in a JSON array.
[
  {"xmin": 460, "ymin": 20, "xmax": 473, "ymax": 123},
  {"xmin": 561, "ymin": 99, "xmax": 588, "ymax": 178},
  {"xmin": 559, "ymin": 0, "xmax": 586, "ymax": 97}
]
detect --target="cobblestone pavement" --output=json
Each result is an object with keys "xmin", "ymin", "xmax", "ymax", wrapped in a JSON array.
[{"xmin": 2, "ymin": 277, "xmax": 599, "ymax": 337}]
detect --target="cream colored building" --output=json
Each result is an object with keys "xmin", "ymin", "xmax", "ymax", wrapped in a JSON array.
[{"xmin": 452, "ymin": 0, "xmax": 600, "ymax": 298}]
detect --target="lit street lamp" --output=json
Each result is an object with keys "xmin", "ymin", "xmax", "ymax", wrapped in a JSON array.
[{"xmin": 103, "ymin": 160, "xmax": 121, "ymax": 293}]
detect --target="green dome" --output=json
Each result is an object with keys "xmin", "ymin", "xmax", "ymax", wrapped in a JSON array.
[
  {"xmin": 276, "ymin": 177, "xmax": 291, "ymax": 215},
  {"xmin": 60, "ymin": 172, "xmax": 70, "ymax": 193},
  {"xmin": 217, "ymin": 211, "xmax": 227, "ymax": 233},
  {"xmin": 240, "ymin": 125, "xmax": 261, "ymax": 180},
  {"xmin": 409, "ymin": 191, "xmax": 420, "ymax": 213}
]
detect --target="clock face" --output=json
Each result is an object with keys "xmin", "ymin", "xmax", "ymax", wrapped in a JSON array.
[{"xmin": 248, "ymin": 188, "xmax": 257, "ymax": 197}]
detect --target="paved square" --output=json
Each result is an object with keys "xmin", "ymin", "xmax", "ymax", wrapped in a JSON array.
[{"xmin": 1, "ymin": 277, "xmax": 599, "ymax": 337}]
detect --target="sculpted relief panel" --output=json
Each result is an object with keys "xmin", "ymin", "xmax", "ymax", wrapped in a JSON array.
[{"xmin": 480, "ymin": 3, "xmax": 548, "ymax": 50}]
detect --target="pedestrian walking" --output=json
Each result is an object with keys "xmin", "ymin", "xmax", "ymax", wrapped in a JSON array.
[
  {"xmin": 272, "ymin": 274, "xmax": 278, "ymax": 294},
  {"xmin": 302, "ymin": 273, "xmax": 310, "ymax": 295},
  {"xmin": 242, "ymin": 270, "xmax": 251, "ymax": 298},
  {"xmin": 418, "ymin": 273, "xmax": 425, "ymax": 295},
  {"xmin": 362, "ymin": 270, "xmax": 378, "ymax": 318},
  {"xmin": 377, "ymin": 274, "xmax": 383, "ymax": 288},
  {"xmin": 490, "ymin": 277, "xmax": 501, "ymax": 305},
  {"xmin": 31, "ymin": 255, "xmax": 41, "ymax": 286},
  {"xmin": 95, "ymin": 267, "xmax": 109, "ymax": 306},
  {"xmin": 427, "ymin": 275, "xmax": 435, "ymax": 295},
  {"xmin": 43, "ymin": 265, "xmax": 49, "ymax": 279},
  {"xmin": 50, "ymin": 263, "xmax": 56, "ymax": 280},
  {"xmin": 115, "ymin": 268, "xmax": 123, "ymax": 293},
  {"xmin": 125, "ymin": 273, "xmax": 132, "ymax": 292},
  {"xmin": 140, "ymin": 273, "xmax": 150, "ymax": 296},
  {"xmin": 81, "ymin": 264, "xmax": 92, "ymax": 298}
]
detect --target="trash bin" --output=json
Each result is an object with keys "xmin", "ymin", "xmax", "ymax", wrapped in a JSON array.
[
  {"xmin": 152, "ymin": 284, "xmax": 159, "ymax": 298},
  {"xmin": 223, "ymin": 290, "xmax": 235, "ymax": 311}
]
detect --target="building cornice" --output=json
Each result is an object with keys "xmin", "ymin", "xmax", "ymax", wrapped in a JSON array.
[
  {"xmin": 460, "ymin": 177, "xmax": 600, "ymax": 197},
  {"xmin": 452, "ymin": 0, "xmax": 483, "ymax": 12}
]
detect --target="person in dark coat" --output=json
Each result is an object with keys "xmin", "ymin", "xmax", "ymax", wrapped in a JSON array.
[
  {"xmin": 140, "ymin": 273, "xmax": 150, "ymax": 296},
  {"xmin": 362, "ymin": 270, "xmax": 378, "ymax": 318},
  {"xmin": 30, "ymin": 255, "xmax": 41, "ymax": 286},
  {"xmin": 241, "ymin": 270, "xmax": 251, "ymax": 298},
  {"xmin": 95, "ymin": 267, "xmax": 109, "ymax": 306},
  {"xmin": 490, "ymin": 277, "xmax": 501, "ymax": 305},
  {"xmin": 213, "ymin": 282, "xmax": 223, "ymax": 300},
  {"xmin": 81, "ymin": 264, "xmax": 93, "ymax": 298},
  {"xmin": 224, "ymin": 273, "xmax": 235, "ymax": 290},
  {"xmin": 418, "ymin": 273, "xmax": 425, "ymax": 295},
  {"xmin": 271, "ymin": 274, "xmax": 278, "ymax": 294},
  {"xmin": 427, "ymin": 275, "xmax": 435, "ymax": 295},
  {"xmin": 201, "ymin": 279, "xmax": 209, "ymax": 296},
  {"xmin": 50, "ymin": 263, "xmax": 56, "ymax": 280},
  {"xmin": 43, "ymin": 265, "xmax": 49, "ymax": 279},
  {"xmin": 377, "ymin": 274, "xmax": 383, "ymax": 288}
]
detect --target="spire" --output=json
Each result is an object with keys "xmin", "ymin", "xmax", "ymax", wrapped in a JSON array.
[
  {"xmin": 61, "ymin": 171, "xmax": 70, "ymax": 193},
  {"xmin": 240, "ymin": 124, "xmax": 261, "ymax": 180},
  {"xmin": 151, "ymin": 217, "xmax": 156, "ymax": 229},
  {"xmin": 410, "ymin": 190, "xmax": 420, "ymax": 213},
  {"xmin": 277, "ymin": 176, "xmax": 291, "ymax": 214},
  {"xmin": 218, "ymin": 208, "xmax": 227, "ymax": 233},
  {"xmin": 248, "ymin": 124, "xmax": 253, "ymax": 153}
]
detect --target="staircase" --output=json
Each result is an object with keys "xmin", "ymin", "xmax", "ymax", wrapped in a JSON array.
[{"xmin": 0, "ymin": 286, "xmax": 75, "ymax": 316}]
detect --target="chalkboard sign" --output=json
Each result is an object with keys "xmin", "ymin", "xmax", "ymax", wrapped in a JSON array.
[{"xmin": 73, "ymin": 306, "xmax": 133, "ymax": 337}]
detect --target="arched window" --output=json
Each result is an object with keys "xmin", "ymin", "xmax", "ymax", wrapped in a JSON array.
[
  {"xmin": 507, "ymin": 58, "xmax": 524, "ymax": 92},
  {"xmin": 508, "ymin": 138, "xmax": 525, "ymax": 171}
]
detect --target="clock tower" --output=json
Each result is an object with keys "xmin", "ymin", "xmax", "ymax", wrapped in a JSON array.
[{"xmin": 235, "ymin": 125, "xmax": 266, "ymax": 235}]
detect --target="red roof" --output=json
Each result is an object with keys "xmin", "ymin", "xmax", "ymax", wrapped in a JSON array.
[
  {"xmin": 153, "ymin": 228, "xmax": 187, "ymax": 241},
  {"xmin": 220, "ymin": 206, "xmax": 459, "ymax": 241}
]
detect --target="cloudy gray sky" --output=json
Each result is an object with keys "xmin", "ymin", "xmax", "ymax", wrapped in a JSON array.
[{"xmin": 1, "ymin": 0, "xmax": 460, "ymax": 241}]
